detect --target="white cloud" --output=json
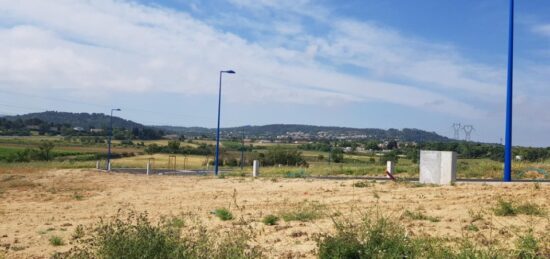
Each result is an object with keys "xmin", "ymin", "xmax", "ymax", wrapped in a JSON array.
[
  {"xmin": 533, "ymin": 24, "xmax": 550, "ymax": 38},
  {"xmin": 0, "ymin": 0, "xmax": 544, "ymax": 126}
]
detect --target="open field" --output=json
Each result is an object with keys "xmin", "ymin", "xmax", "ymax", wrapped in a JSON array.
[{"xmin": 0, "ymin": 169, "xmax": 548, "ymax": 258}]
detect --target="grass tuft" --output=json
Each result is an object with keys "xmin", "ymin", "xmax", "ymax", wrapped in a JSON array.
[
  {"xmin": 280, "ymin": 201, "xmax": 325, "ymax": 222},
  {"xmin": 262, "ymin": 214, "xmax": 279, "ymax": 226},
  {"xmin": 494, "ymin": 199, "xmax": 546, "ymax": 217},
  {"xmin": 402, "ymin": 210, "xmax": 440, "ymax": 222},
  {"xmin": 49, "ymin": 235, "xmax": 64, "ymax": 246},
  {"xmin": 214, "ymin": 208, "xmax": 234, "ymax": 221}
]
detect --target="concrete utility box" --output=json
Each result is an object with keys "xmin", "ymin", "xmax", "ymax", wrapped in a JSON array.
[{"xmin": 419, "ymin": 151, "xmax": 457, "ymax": 185}]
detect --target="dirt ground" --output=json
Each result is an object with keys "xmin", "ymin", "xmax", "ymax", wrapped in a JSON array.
[{"xmin": 0, "ymin": 169, "xmax": 549, "ymax": 258}]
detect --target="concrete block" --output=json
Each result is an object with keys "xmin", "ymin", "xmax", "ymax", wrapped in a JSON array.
[
  {"xmin": 419, "ymin": 150, "xmax": 457, "ymax": 185},
  {"xmin": 253, "ymin": 160, "xmax": 260, "ymax": 177},
  {"xmin": 386, "ymin": 161, "xmax": 394, "ymax": 178}
]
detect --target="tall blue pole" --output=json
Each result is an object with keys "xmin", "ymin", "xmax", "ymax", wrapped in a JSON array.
[
  {"xmin": 504, "ymin": 0, "xmax": 514, "ymax": 182},
  {"xmin": 215, "ymin": 72, "xmax": 223, "ymax": 176}
]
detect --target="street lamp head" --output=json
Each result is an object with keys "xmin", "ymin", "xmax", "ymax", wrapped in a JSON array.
[
  {"xmin": 222, "ymin": 70, "xmax": 236, "ymax": 74},
  {"xmin": 113, "ymin": 108, "xmax": 121, "ymax": 111}
]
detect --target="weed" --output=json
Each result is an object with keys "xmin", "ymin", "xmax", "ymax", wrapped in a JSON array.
[
  {"xmin": 72, "ymin": 225, "xmax": 84, "ymax": 240},
  {"xmin": 465, "ymin": 224, "xmax": 479, "ymax": 232},
  {"xmin": 516, "ymin": 203, "xmax": 546, "ymax": 216},
  {"xmin": 214, "ymin": 208, "xmax": 233, "ymax": 221},
  {"xmin": 468, "ymin": 209, "xmax": 484, "ymax": 223},
  {"xmin": 494, "ymin": 199, "xmax": 517, "ymax": 216},
  {"xmin": 317, "ymin": 214, "xmax": 534, "ymax": 258},
  {"xmin": 52, "ymin": 211, "xmax": 262, "ymax": 258},
  {"xmin": 403, "ymin": 210, "xmax": 440, "ymax": 222},
  {"xmin": 262, "ymin": 214, "xmax": 279, "ymax": 226},
  {"xmin": 281, "ymin": 201, "xmax": 325, "ymax": 222},
  {"xmin": 73, "ymin": 192, "xmax": 84, "ymax": 201},
  {"xmin": 49, "ymin": 235, "xmax": 64, "ymax": 246},
  {"xmin": 515, "ymin": 231, "xmax": 540, "ymax": 258},
  {"xmin": 353, "ymin": 181, "xmax": 371, "ymax": 188},
  {"xmin": 494, "ymin": 199, "xmax": 546, "ymax": 217}
]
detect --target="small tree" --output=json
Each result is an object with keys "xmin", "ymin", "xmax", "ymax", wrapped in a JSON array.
[
  {"xmin": 167, "ymin": 140, "xmax": 181, "ymax": 154},
  {"xmin": 37, "ymin": 141, "xmax": 55, "ymax": 161},
  {"xmin": 330, "ymin": 148, "xmax": 344, "ymax": 163}
]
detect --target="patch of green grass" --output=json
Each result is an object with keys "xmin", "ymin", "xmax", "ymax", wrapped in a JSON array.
[
  {"xmin": 281, "ymin": 201, "xmax": 325, "ymax": 222},
  {"xmin": 403, "ymin": 210, "xmax": 440, "ymax": 222},
  {"xmin": 494, "ymin": 199, "xmax": 546, "ymax": 217},
  {"xmin": 262, "ymin": 215, "xmax": 279, "ymax": 226},
  {"xmin": 284, "ymin": 170, "xmax": 309, "ymax": 178},
  {"xmin": 494, "ymin": 199, "xmax": 516, "ymax": 216},
  {"xmin": 49, "ymin": 235, "xmax": 64, "ymax": 246},
  {"xmin": 214, "ymin": 208, "xmax": 234, "ymax": 221},
  {"xmin": 465, "ymin": 224, "xmax": 479, "ymax": 232},
  {"xmin": 516, "ymin": 203, "xmax": 546, "ymax": 216}
]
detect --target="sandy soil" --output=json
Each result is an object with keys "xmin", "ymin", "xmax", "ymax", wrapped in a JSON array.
[{"xmin": 0, "ymin": 169, "xmax": 549, "ymax": 258}]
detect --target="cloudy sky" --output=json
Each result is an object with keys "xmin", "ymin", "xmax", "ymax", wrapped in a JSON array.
[{"xmin": 0, "ymin": 0, "xmax": 549, "ymax": 146}]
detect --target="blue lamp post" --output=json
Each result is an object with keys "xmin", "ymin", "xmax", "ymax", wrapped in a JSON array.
[
  {"xmin": 214, "ymin": 70, "xmax": 235, "ymax": 176},
  {"xmin": 107, "ymin": 108, "xmax": 121, "ymax": 172},
  {"xmin": 504, "ymin": 0, "xmax": 514, "ymax": 182}
]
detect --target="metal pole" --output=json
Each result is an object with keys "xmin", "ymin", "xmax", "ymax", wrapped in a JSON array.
[
  {"xmin": 240, "ymin": 131, "xmax": 245, "ymax": 170},
  {"xmin": 107, "ymin": 109, "xmax": 113, "ymax": 171},
  {"xmin": 504, "ymin": 0, "xmax": 514, "ymax": 182},
  {"xmin": 214, "ymin": 71, "xmax": 222, "ymax": 176}
]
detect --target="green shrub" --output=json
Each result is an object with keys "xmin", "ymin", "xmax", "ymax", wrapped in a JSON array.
[
  {"xmin": 262, "ymin": 215, "xmax": 279, "ymax": 226},
  {"xmin": 49, "ymin": 235, "xmax": 64, "ymax": 246},
  {"xmin": 214, "ymin": 208, "xmax": 234, "ymax": 221},
  {"xmin": 515, "ymin": 231, "xmax": 540, "ymax": 258},
  {"xmin": 53, "ymin": 211, "xmax": 261, "ymax": 258},
  {"xmin": 318, "ymin": 215, "xmax": 515, "ymax": 258}
]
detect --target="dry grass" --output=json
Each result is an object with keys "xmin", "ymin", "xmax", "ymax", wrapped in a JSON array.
[{"xmin": 0, "ymin": 169, "xmax": 548, "ymax": 258}]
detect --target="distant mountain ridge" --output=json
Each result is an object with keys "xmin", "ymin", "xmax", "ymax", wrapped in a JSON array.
[
  {"xmin": 6, "ymin": 111, "xmax": 450, "ymax": 142},
  {"xmin": 155, "ymin": 124, "xmax": 450, "ymax": 142},
  {"xmin": 5, "ymin": 111, "xmax": 143, "ymax": 129}
]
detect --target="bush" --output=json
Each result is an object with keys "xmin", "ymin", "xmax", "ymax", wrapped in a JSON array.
[
  {"xmin": 262, "ymin": 215, "xmax": 279, "ymax": 226},
  {"xmin": 214, "ymin": 208, "xmax": 233, "ymax": 221}
]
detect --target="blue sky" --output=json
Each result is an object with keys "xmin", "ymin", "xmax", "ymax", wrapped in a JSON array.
[{"xmin": 0, "ymin": 0, "xmax": 549, "ymax": 146}]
